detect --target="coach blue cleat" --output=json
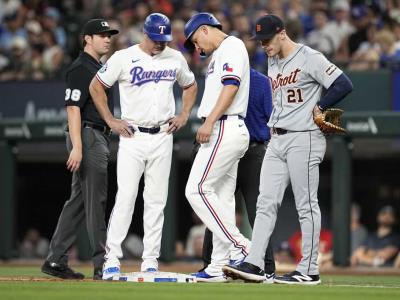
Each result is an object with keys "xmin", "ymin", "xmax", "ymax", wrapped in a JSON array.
[
  {"xmin": 191, "ymin": 271, "xmax": 228, "ymax": 283},
  {"xmin": 222, "ymin": 262, "xmax": 265, "ymax": 283},
  {"xmin": 102, "ymin": 266, "xmax": 121, "ymax": 280},
  {"xmin": 274, "ymin": 271, "xmax": 321, "ymax": 285}
]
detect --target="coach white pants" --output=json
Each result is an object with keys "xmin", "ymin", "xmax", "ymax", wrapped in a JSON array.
[
  {"xmin": 105, "ymin": 130, "xmax": 173, "ymax": 271},
  {"xmin": 186, "ymin": 117, "xmax": 251, "ymax": 275}
]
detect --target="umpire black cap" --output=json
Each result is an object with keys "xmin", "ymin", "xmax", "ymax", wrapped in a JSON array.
[
  {"xmin": 251, "ymin": 15, "xmax": 285, "ymax": 40},
  {"xmin": 81, "ymin": 19, "xmax": 119, "ymax": 36}
]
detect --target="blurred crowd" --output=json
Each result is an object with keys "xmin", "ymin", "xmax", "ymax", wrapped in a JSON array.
[
  {"xmin": 2, "ymin": 0, "xmax": 400, "ymax": 81},
  {"xmin": 20, "ymin": 203, "xmax": 400, "ymax": 269}
]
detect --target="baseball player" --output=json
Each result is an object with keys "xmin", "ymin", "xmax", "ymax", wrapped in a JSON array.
[
  {"xmin": 183, "ymin": 13, "xmax": 251, "ymax": 282},
  {"xmin": 41, "ymin": 19, "xmax": 119, "ymax": 280},
  {"xmin": 89, "ymin": 13, "xmax": 197, "ymax": 279},
  {"xmin": 223, "ymin": 15, "xmax": 353, "ymax": 284},
  {"xmin": 199, "ymin": 68, "xmax": 276, "ymax": 283}
]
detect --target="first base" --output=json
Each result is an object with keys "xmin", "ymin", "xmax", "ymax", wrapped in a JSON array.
[{"xmin": 108, "ymin": 271, "xmax": 197, "ymax": 283}]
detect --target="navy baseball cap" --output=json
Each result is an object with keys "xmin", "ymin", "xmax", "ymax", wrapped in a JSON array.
[
  {"xmin": 251, "ymin": 15, "xmax": 285, "ymax": 40},
  {"xmin": 81, "ymin": 19, "xmax": 119, "ymax": 36}
]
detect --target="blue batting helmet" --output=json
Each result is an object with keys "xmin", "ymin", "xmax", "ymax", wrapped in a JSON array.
[
  {"xmin": 143, "ymin": 13, "xmax": 172, "ymax": 42},
  {"xmin": 184, "ymin": 12, "xmax": 222, "ymax": 51}
]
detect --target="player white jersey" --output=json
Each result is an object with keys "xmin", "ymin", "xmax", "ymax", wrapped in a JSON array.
[
  {"xmin": 198, "ymin": 36, "xmax": 250, "ymax": 118},
  {"xmin": 267, "ymin": 44, "xmax": 342, "ymax": 131},
  {"xmin": 96, "ymin": 45, "xmax": 195, "ymax": 126}
]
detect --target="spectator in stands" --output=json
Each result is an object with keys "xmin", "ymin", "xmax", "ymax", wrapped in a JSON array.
[
  {"xmin": 19, "ymin": 228, "xmax": 49, "ymax": 259},
  {"xmin": 0, "ymin": 36, "xmax": 29, "ymax": 80},
  {"xmin": 41, "ymin": 7, "xmax": 66, "ymax": 49},
  {"xmin": 41, "ymin": 29, "xmax": 64, "ymax": 77},
  {"xmin": 274, "ymin": 241, "xmax": 294, "ymax": 265},
  {"xmin": 375, "ymin": 30, "xmax": 400, "ymax": 69},
  {"xmin": 351, "ymin": 203, "xmax": 368, "ymax": 254},
  {"xmin": 348, "ymin": 23, "xmax": 380, "ymax": 70},
  {"xmin": 185, "ymin": 213, "xmax": 206, "ymax": 260},
  {"xmin": 348, "ymin": 4, "xmax": 372, "ymax": 56},
  {"xmin": 0, "ymin": 8, "xmax": 27, "ymax": 55},
  {"xmin": 351, "ymin": 205, "xmax": 400, "ymax": 267},
  {"xmin": 395, "ymin": 252, "xmax": 400, "ymax": 268},
  {"xmin": 306, "ymin": 9, "xmax": 335, "ymax": 58}
]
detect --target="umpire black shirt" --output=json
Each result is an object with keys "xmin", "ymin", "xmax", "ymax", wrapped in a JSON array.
[{"xmin": 64, "ymin": 51, "xmax": 114, "ymax": 127}]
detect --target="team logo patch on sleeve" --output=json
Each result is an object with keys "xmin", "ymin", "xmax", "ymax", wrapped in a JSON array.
[
  {"xmin": 325, "ymin": 64, "xmax": 337, "ymax": 76},
  {"xmin": 99, "ymin": 64, "xmax": 107, "ymax": 73},
  {"xmin": 223, "ymin": 63, "xmax": 233, "ymax": 72}
]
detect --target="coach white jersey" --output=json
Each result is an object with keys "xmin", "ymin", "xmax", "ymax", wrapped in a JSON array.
[
  {"xmin": 267, "ymin": 44, "xmax": 342, "ymax": 131},
  {"xmin": 96, "ymin": 45, "xmax": 195, "ymax": 126},
  {"xmin": 198, "ymin": 36, "xmax": 250, "ymax": 118}
]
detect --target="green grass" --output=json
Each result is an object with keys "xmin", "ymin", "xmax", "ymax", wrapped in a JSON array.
[{"xmin": 0, "ymin": 267, "xmax": 399, "ymax": 300}]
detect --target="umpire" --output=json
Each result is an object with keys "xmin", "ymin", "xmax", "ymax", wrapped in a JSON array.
[
  {"xmin": 199, "ymin": 68, "xmax": 276, "ymax": 281},
  {"xmin": 41, "ymin": 19, "xmax": 118, "ymax": 280}
]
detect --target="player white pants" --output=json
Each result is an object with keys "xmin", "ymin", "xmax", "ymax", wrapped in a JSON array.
[
  {"xmin": 104, "ymin": 129, "xmax": 173, "ymax": 271},
  {"xmin": 246, "ymin": 130, "xmax": 326, "ymax": 275},
  {"xmin": 186, "ymin": 116, "xmax": 251, "ymax": 275}
]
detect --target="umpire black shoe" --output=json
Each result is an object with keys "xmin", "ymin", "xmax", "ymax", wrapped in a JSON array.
[
  {"xmin": 274, "ymin": 271, "xmax": 321, "ymax": 285},
  {"xmin": 41, "ymin": 261, "xmax": 85, "ymax": 280},
  {"xmin": 222, "ymin": 262, "xmax": 266, "ymax": 283},
  {"xmin": 93, "ymin": 267, "xmax": 103, "ymax": 280}
]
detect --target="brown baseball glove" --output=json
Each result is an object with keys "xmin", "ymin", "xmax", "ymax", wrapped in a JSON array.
[{"xmin": 313, "ymin": 108, "xmax": 346, "ymax": 134}]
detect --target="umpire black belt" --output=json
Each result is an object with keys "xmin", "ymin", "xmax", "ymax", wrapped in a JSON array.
[
  {"xmin": 83, "ymin": 122, "xmax": 112, "ymax": 136},
  {"xmin": 271, "ymin": 128, "xmax": 288, "ymax": 135}
]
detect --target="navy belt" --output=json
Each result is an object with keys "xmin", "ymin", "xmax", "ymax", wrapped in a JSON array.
[
  {"xmin": 272, "ymin": 128, "xmax": 288, "ymax": 135},
  {"xmin": 137, "ymin": 126, "xmax": 160, "ymax": 134},
  {"xmin": 82, "ymin": 122, "xmax": 112, "ymax": 136}
]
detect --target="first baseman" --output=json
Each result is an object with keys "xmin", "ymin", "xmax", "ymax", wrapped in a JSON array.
[
  {"xmin": 184, "ymin": 12, "xmax": 251, "ymax": 282},
  {"xmin": 89, "ymin": 13, "xmax": 197, "ymax": 279},
  {"xmin": 223, "ymin": 14, "xmax": 353, "ymax": 284}
]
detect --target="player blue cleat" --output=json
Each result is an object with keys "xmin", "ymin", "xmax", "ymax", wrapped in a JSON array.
[
  {"xmin": 102, "ymin": 266, "xmax": 120, "ymax": 280},
  {"xmin": 191, "ymin": 271, "xmax": 228, "ymax": 283}
]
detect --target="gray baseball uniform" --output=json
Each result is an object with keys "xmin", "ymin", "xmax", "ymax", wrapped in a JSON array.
[{"xmin": 245, "ymin": 44, "xmax": 342, "ymax": 275}]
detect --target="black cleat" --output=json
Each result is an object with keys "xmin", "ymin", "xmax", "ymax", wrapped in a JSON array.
[
  {"xmin": 274, "ymin": 271, "xmax": 321, "ymax": 285},
  {"xmin": 222, "ymin": 262, "xmax": 266, "ymax": 283},
  {"xmin": 93, "ymin": 267, "xmax": 103, "ymax": 280},
  {"xmin": 41, "ymin": 261, "xmax": 85, "ymax": 280}
]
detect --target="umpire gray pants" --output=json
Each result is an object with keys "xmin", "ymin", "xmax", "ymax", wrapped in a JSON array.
[
  {"xmin": 47, "ymin": 128, "xmax": 110, "ymax": 269},
  {"xmin": 245, "ymin": 130, "xmax": 326, "ymax": 275}
]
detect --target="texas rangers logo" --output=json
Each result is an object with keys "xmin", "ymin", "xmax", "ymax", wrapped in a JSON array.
[
  {"xmin": 129, "ymin": 66, "xmax": 177, "ymax": 86},
  {"xmin": 223, "ymin": 63, "xmax": 233, "ymax": 72},
  {"xmin": 159, "ymin": 25, "xmax": 166, "ymax": 34}
]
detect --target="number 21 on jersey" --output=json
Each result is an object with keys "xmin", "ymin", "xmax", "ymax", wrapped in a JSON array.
[{"xmin": 287, "ymin": 88, "xmax": 303, "ymax": 103}]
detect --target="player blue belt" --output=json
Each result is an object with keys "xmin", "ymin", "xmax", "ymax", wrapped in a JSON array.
[
  {"xmin": 137, "ymin": 126, "xmax": 161, "ymax": 134},
  {"xmin": 202, "ymin": 115, "xmax": 244, "ymax": 122}
]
